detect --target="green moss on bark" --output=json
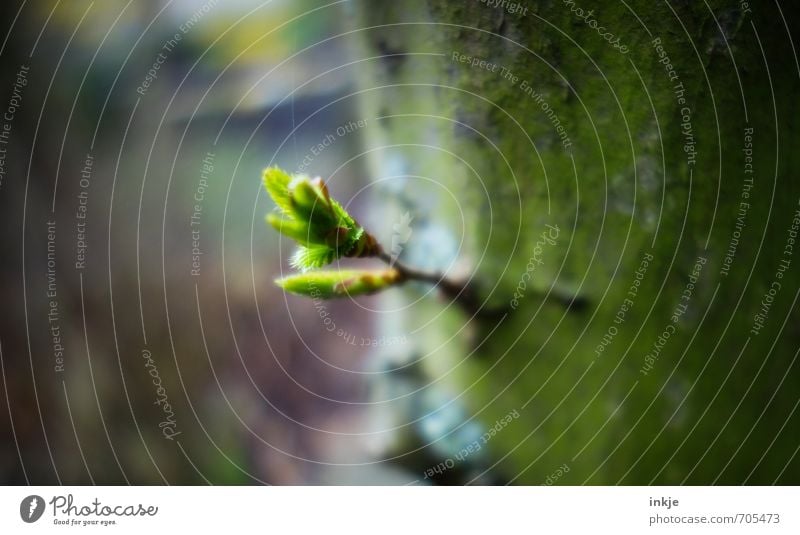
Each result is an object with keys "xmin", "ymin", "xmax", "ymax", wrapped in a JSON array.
[{"xmin": 353, "ymin": 0, "xmax": 800, "ymax": 484}]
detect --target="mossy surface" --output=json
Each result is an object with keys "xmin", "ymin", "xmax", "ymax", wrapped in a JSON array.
[{"xmin": 353, "ymin": 1, "xmax": 800, "ymax": 484}]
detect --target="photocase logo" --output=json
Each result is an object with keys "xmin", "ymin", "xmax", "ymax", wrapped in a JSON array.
[
  {"xmin": 389, "ymin": 212, "xmax": 413, "ymax": 266},
  {"xmin": 20, "ymin": 495, "xmax": 45, "ymax": 523}
]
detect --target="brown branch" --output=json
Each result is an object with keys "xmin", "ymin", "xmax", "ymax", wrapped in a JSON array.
[
  {"xmin": 371, "ymin": 240, "xmax": 587, "ymax": 317},
  {"xmin": 373, "ymin": 246, "xmax": 501, "ymax": 318}
]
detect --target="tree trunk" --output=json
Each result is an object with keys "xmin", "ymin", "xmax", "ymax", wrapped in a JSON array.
[{"xmin": 352, "ymin": 0, "xmax": 800, "ymax": 484}]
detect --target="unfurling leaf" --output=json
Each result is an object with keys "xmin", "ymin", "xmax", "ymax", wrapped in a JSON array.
[
  {"xmin": 262, "ymin": 166, "xmax": 378, "ymax": 269},
  {"xmin": 275, "ymin": 269, "xmax": 403, "ymax": 299},
  {"xmin": 262, "ymin": 167, "xmax": 293, "ymax": 214},
  {"xmin": 265, "ymin": 213, "xmax": 309, "ymax": 243},
  {"xmin": 290, "ymin": 246, "xmax": 335, "ymax": 270}
]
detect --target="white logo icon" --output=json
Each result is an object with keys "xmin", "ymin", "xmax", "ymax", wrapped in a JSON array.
[
  {"xmin": 389, "ymin": 212, "xmax": 413, "ymax": 266},
  {"xmin": 20, "ymin": 495, "xmax": 45, "ymax": 523}
]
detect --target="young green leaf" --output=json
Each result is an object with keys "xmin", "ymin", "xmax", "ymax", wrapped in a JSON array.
[
  {"xmin": 265, "ymin": 213, "xmax": 310, "ymax": 243},
  {"xmin": 263, "ymin": 167, "xmax": 294, "ymax": 214},
  {"xmin": 290, "ymin": 246, "xmax": 336, "ymax": 271},
  {"xmin": 289, "ymin": 176, "xmax": 333, "ymax": 219}
]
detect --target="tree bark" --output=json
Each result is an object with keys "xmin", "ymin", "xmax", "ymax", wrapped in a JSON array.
[{"xmin": 352, "ymin": 0, "xmax": 800, "ymax": 484}]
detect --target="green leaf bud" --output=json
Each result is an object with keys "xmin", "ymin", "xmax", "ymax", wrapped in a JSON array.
[{"xmin": 275, "ymin": 269, "xmax": 403, "ymax": 298}]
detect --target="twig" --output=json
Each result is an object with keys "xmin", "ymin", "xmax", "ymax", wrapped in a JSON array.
[{"xmin": 374, "ymin": 245, "xmax": 587, "ymax": 317}]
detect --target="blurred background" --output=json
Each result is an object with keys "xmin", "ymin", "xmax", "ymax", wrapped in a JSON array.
[{"xmin": 0, "ymin": 0, "xmax": 420, "ymax": 485}]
